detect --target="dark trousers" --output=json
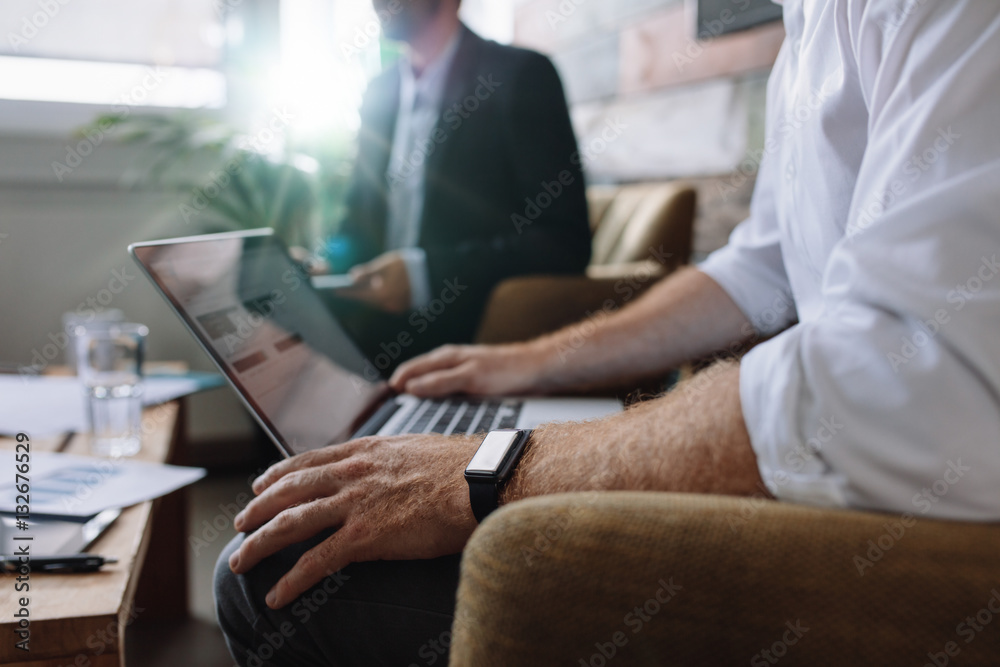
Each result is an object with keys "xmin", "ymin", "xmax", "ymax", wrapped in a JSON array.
[{"xmin": 214, "ymin": 532, "xmax": 461, "ymax": 667}]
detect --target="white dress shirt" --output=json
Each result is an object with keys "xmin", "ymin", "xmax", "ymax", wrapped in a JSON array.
[
  {"xmin": 699, "ymin": 0, "xmax": 1000, "ymax": 520},
  {"xmin": 384, "ymin": 28, "xmax": 463, "ymax": 309}
]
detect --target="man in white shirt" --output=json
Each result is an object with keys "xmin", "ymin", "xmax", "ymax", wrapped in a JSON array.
[{"xmin": 216, "ymin": 1, "xmax": 1000, "ymax": 664}]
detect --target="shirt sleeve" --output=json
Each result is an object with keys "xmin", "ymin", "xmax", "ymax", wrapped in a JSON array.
[
  {"xmin": 698, "ymin": 44, "xmax": 797, "ymax": 337},
  {"xmin": 398, "ymin": 247, "xmax": 432, "ymax": 310},
  {"xmin": 742, "ymin": 1, "xmax": 1000, "ymax": 520}
]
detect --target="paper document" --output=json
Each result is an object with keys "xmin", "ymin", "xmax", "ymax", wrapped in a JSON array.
[
  {"xmin": 311, "ymin": 274, "xmax": 355, "ymax": 290},
  {"xmin": 0, "ymin": 373, "xmax": 224, "ymax": 437},
  {"xmin": 0, "ymin": 450, "xmax": 205, "ymax": 517}
]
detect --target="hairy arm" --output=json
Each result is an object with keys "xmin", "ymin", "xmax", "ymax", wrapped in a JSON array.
[
  {"xmin": 391, "ymin": 267, "xmax": 754, "ymax": 396},
  {"xmin": 505, "ymin": 361, "xmax": 763, "ymax": 501}
]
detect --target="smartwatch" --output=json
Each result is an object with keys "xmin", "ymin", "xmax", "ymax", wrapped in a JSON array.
[{"xmin": 464, "ymin": 429, "xmax": 533, "ymax": 523}]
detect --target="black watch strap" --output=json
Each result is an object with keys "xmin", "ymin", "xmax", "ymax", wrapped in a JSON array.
[
  {"xmin": 467, "ymin": 479, "xmax": 499, "ymax": 523},
  {"xmin": 466, "ymin": 429, "xmax": 532, "ymax": 523}
]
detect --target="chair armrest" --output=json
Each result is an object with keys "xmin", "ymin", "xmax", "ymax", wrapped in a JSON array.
[
  {"xmin": 584, "ymin": 259, "xmax": 669, "ymax": 281},
  {"xmin": 474, "ymin": 262, "xmax": 668, "ymax": 345},
  {"xmin": 452, "ymin": 492, "xmax": 1000, "ymax": 666}
]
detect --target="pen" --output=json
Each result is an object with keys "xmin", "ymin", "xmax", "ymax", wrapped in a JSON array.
[
  {"xmin": 0, "ymin": 554, "xmax": 118, "ymax": 573},
  {"xmin": 56, "ymin": 430, "xmax": 75, "ymax": 453}
]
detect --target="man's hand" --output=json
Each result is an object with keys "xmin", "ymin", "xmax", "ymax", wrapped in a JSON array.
[
  {"xmin": 336, "ymin": 251, "xmax": 412, "ymax": 313},
  {"xmin": 228, "ymin": 433, "xmax": 479, "ymax": 609},
  {"xmin": 287, "ymin": 246, "xmax": 330, "ymax": 276},
  {"xmin": 390, "ymin": 343, "xmax": 552, "ymax": 397}
]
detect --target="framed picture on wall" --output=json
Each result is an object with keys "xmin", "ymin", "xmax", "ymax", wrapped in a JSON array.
[{"xmin": 690, "ymin": 0, "xmax": 783, "ymax": 38}]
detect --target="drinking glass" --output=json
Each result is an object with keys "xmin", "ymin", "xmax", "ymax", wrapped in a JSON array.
[
  {"xmin": 62, "ymin": 309, "xmax": 125, "ymax": 372},
  {"xmin": 74, "ymin": 323, "xmax": 148, "ymax": 457}
]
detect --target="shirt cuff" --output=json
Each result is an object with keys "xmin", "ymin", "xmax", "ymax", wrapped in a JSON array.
[
  {"xmin": 698, "ymin": 245, "xmax": 797, "ymax": 336},
  {"xmin": 398, "ymin": 247, "xmax": 432, "ymax": 310},
  {"xmin": 739, "ymin": 330, "xmax": 851, "ymax": 509}
]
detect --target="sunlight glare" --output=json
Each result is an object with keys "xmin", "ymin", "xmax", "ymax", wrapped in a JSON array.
[{"xmin": 270, "ymin": 0, "xmax": 381, "ymax": 140}]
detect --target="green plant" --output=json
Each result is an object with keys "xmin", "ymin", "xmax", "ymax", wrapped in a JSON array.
[{"xmin": 80, "ymin": 111, "xmax": 352, "ymax": 247}]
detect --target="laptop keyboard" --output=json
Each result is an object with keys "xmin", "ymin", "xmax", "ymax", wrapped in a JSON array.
[{"xmin": 384, "ymin": 399, "xmax": 523, "ymax": 436}]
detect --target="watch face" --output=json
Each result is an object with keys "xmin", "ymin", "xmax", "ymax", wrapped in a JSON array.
[{"xmin": 466, "ymin": 430, "xmax": 521, "ymax": 475}]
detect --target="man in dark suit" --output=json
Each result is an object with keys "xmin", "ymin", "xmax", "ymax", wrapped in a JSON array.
[{"xmin": 322, "ymin": 0, "xmax": 591, "ymax": 372}]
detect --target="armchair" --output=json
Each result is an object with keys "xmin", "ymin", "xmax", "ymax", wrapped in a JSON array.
[
  {"xmin": 474, "ymin": 182, "xmax": 696, "ymax": 346},
  {"xmin": 451, "ymin": 492, "xmax": 1000, "ymax": 665}
]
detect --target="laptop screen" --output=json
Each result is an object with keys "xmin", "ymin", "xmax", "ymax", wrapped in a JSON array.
[{"xmin": 131, "ymin": 230, "xmax": 387, "ymax": 456}]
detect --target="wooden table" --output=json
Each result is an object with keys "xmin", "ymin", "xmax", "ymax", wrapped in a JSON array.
[{"xmin": 0, "ymin": 401, "xmax": 190, "ymax": 667}]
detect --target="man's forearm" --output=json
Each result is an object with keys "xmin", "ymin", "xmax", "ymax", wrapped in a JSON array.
[
  {"xmin": 526, "ymin": 267, "xmax": 754, "ymax": 393},
  {"xmin": 502, "ymin": 361, "xmax": 766, "ymax": 502}
]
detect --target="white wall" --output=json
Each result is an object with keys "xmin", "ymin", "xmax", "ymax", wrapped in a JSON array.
[
  {"xmin": 0, "ymin": 132, "xmax": 257, "ymax": 445},
  {"xmin": 0, "ymin": 0, "xmax": 284, "ymax": 449}
]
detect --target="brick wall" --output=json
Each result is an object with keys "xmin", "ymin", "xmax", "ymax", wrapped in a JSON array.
[{"xmin": 513, "ymin": 0, "xmax": 783, "ymax": 255}]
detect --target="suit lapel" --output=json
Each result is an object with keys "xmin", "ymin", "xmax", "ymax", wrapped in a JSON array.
[
  {"xmin": 436, "ymin": 25, "xmax": 483, "ymax": 141},
  {"xmin": 361, "ymin": 68, "xmax": 400, "ymax": 251},
  {"xmin": 421, "ymin": 28, "xmax": 485, "ymax": 232},
  {"xmin": 373, "ymin": 67, "xmax": 402, "ymax": 190}
]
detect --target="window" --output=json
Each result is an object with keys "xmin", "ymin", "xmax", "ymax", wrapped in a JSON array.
[
  {"xmin": 0, "ymin": 0, "xmax": 515, "ymax": 135},
  {"xmin": 270, "ymin": 0, "xmax": 380, "ymax": 138},
  {"xmin": 0, "ymin": 0, "xmax": 226, "ymax": 108}
]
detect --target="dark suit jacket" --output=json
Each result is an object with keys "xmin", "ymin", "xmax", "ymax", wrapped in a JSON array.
[{"xmin": 336, "ymin": 25, "xmax": 591, "ymax": 353}]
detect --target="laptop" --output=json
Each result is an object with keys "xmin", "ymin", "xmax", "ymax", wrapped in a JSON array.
[{"xmin": 128, "ymin": 229, "xmax": 621, "ymax": 457}]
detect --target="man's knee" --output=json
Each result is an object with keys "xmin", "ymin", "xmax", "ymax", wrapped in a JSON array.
[
  {"xmin": 214, "ymin": 533, "xmax": 462, "ymax": 666},
  {"xmin": 215, "ymin": 534, "xmax": 252, "ymax": 634},
  {"xmin": 215, "ymin": 533, "xmax": 242, "ymax": 587}
]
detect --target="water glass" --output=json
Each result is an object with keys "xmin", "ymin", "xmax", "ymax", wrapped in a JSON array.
[
  {"xmin": 62, "ymin": 308, "xmax": 125, "ymax": 372},
  {"xmin": 74, "ymin": 323, "xmax": 148, "ymax": 457}
]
